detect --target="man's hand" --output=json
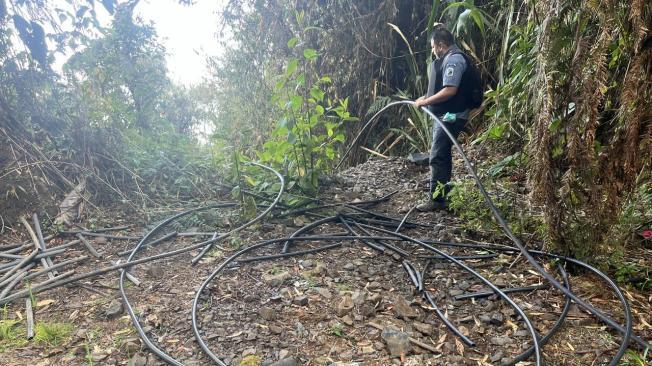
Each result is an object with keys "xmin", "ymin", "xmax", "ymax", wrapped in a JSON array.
[
  {"xmin": 413, "ymin": 96, "xmax": 427, "ymax": 107},
  {"xmin": 413, "ymin": 86, "xmax": 458, "ymax": 108}
]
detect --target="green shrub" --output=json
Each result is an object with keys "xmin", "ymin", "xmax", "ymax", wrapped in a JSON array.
[{"xmin": 34, "ymin": 322, "xmax": 73, "ymax": 347}]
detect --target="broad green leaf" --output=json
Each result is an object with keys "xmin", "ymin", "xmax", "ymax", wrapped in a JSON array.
[
  {"xmin": 275, "ymin": 78, "xmax": 286, "ymax": 90},
  {"xmin": 287, "ymin": 37, "xmax": 298, "ymax": 48},
  {"xmin": 286, "ymin": 58, "xmax": 298, "ymax": 76},
  {"xmin": 310, "ymin": 87, "xmax": 325, "ymax": 102},
  {"xmin": 303, "ymin": 48, "xmax": 318, "ymax": 60},
  {"xmin": 469, "ymin": 9, "xmax": 486, "ymax": 37},
  {"xmin": 296, "ymin": 73, "xmax": 305, "ymax": 86},
  {"xmin": 244, "ymin": 175, "xmax": 256, "ymax": 186},
  {"xmin": 290, "ymin": 95, "xmax": 303, "ymax": 111}
]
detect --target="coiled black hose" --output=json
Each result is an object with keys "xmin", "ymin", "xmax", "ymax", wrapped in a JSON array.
[
  {"xmin": 119, "ymin": 162, "xmax": 285, "ymax": 366},
  {"xmin": 351, "ymin": 221, "xmax": 543, "ymax": 365},
  {"xmin": 191, "ymin": 234, "xmax": 422, "ymax": 365},
  {"xmin": 340, "ymin": 100, "xmax": 637, "ymax": 365}
]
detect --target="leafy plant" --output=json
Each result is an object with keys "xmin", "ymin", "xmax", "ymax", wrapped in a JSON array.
[
  {"xmin": 388, "ymin": 91, "xmax": 434, "ymax": 154},
  {"xmin": 487, "ymin": 152, "xmax": 524, "ymax": 178},
  {"xmin": 447, "ymin": 177, "xmax": 544, "ymax": 240},
  {"xmin": 619, "ymin": 349, "xmax": 650, "ymax": 366},
  {"xmin": 442, "ymin": 1, "xmax": 496, "ymax": 39},
  {"xmin": 0, "ymin": 305, "xmax": 27, "ymax": 352},
  {"xmin": 257, "ymin": 14, "xmax": 357, "ymax": 195},
  {"xmin": 34, "ymin": 322, "xmax": 73, "ymax": 347},
  {"xmin": 328, "ymin": 322, "xmax": 345, "ymax": 337},
  {"xmin": 478, "ymin": 23, "xmax": 536, "ymax": 147},
  {"xmin": 0, "ymin": 319, "xmax": 27, "ymax": 352},
  {"xmin": 606, "ymin": 181, "xmax": 652, "ymax": 248},
  {"xmin": 608, "ymin": 251, "xmax": 652, "ymax": 291},
  {"xmin": 335, "ymin": 282, "xmax": 351, "ymax": 292}
]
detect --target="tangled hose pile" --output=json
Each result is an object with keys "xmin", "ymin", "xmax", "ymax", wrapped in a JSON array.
[{"xmin": 1, "ymin": 104, "xmax": 650, "ymax": 365}]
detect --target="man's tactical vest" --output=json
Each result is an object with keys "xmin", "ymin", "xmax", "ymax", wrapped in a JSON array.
[{"xmin": 429, "ymin": 50, "xmax": 483, "ymax": 116}]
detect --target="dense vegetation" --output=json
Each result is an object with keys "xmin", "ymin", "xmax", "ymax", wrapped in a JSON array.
[{"xmin": 1, "ymin": 0, "xmax": 650, "ymax": 268}]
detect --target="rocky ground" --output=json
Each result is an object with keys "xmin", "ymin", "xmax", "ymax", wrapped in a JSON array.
[{"xmin": 0, "ymin": 157, "xmax": 651, "ymax": 366}]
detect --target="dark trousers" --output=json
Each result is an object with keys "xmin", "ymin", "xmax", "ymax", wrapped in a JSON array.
[{"xmin": 429, "ymin": 118, "xmax": 466, "ymax": 202}]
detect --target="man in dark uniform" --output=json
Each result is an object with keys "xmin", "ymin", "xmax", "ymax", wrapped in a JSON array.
[{"xmin": 413, "ymin": 25, "xmax": 470, "ymax": 211}]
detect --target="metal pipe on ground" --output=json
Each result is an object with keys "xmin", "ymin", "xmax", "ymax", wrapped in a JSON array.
[
  {"xmin": 0, "ymin": 249, "xmax": 39, "ymax": 284},
  {"xmin": 76, "ymin": 234, "xmax": 102, "ymax": 258},
  {"xmin": 20, "ymin": 216, "xmax": 55, "ymax": 280},
  {"xmin": 0, "ymin": 270, "xmax": 27, "ymax": 300},
  {"xmin": 454, "ymin": 283, "xmax": 550, "ymax": 301},
  {"xmin": 0, "ymin": 262, "xmax": 35, "ymax": 289},
  {"xmin": 32, "ymin": 214, "xmax": 59, "ymax": 276},
  {"xmin": 24, "ymin": 256, "xmax": 87, "ymax": 281},
  {"xmin": 118, "ymin": 231, "xmax": 178, "ymax": 257}
]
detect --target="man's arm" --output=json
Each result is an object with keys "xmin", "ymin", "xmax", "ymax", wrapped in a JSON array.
[{"xmin": 413, "ymin": 86, "xmax": 458, "ymax": 107}]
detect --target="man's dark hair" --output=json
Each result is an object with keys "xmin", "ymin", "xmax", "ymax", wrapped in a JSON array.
[{"xmin": 430, "ymin": 26, "xmax": 454, "ymax": 46}]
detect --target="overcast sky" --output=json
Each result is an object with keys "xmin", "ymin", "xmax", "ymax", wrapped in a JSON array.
[
  {"xmin": 48, "ymin": 0, "xmax": 226, "ymax": 86},
  {"xmin": 135, "ymin": 0, "xmax": 226, "ymax": 85}
]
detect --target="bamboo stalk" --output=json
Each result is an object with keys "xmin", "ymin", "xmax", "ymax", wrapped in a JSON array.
[
  {"xmin": 115, "ymin": 260, "xmax": 140, "ymax": 287},
  {"xmin": 0, "ymin": 247, "xmax": 67, "ymax": 260},
  {"xmin": 0, "ymin": 247, "xmax": 67, "ymax": 272},
  {"xmin": 361, "ymin": 146, "xmax": 389, "ymax": 159},
  {"xmin": 382, "ymin": 135, "xmax": 404, "ymax": 155},
  {"xmin": 59, "ymin": 225, "xmax": 132, "ymax": 235},
  {"xmin": 2, "ymin": 244, "xmax": 33, "ymax": 255},
  {"xmin": 0, "ymin": 234, "xmax": 56, "ymax": 253},
  {"xmin": 0, "ymin": 234, "xmax": 226, "ymax": 305},
  {"xmin": 30, "ymin": 270, "xmax": 75, "ymax": 290},
  {"xmin": 52, "ymin": 239, "xmax": 81, "ymax": 251},
  {"xmin": 0, "ymin": 243, "xmax": 22, "ymax": 252},
  {"xmin": 0, "ymin": 253, "xmax": 22, "ymax": 260},
  {"xmin": 177, "ymin": 232, "xmax": 218, "ymax": 237},
  {"xmin": 374, "ymin": 131, "xmax": 394, "ymax": 151}
]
